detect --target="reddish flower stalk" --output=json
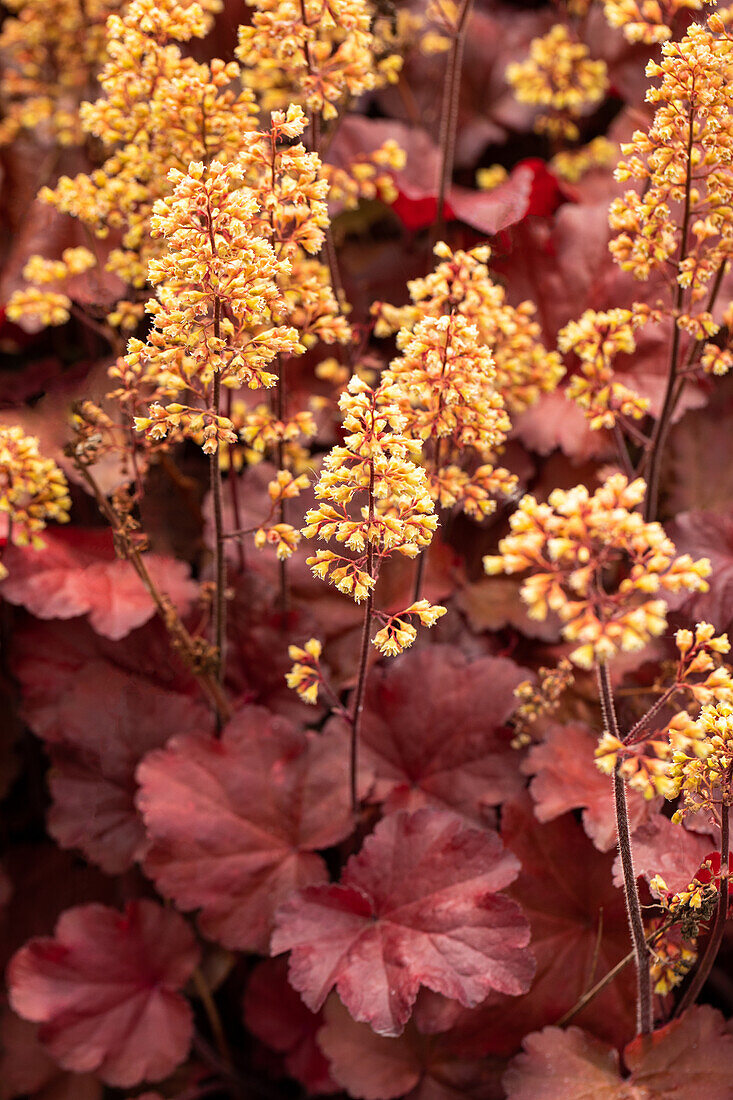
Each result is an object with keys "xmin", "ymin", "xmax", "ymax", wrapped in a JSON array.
[
  {"xmin": 209, "ymin": 308, "xmax": 227, "ymax": 689},
  {"xmin": 434, "ymin": 0, "xmax": 474, "ymax": 237},
  {"xmin": 597, "ymin": 661, "xmax": 653, "ymax": 1034},
  {"xmin": 349, "ymin": 459, "xmax": 375, "ymax": 815},
  {"xmin": 73, "ymin": 458, "xmax": 233, "ymax": 726},
  {"xmin": 675, "ymin": 768, "xmax": 732, "ymax": 1016}
]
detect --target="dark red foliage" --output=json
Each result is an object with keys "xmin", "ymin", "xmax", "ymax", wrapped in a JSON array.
[
  {"xmin": 1, "ymin": 528, "xmax": 198, "ymax": 640},
  {"xmin": 503, "ymin": 1006, "xmax": 733, "ymax": 1099},
  {"xmin": 137, "ymin": 707, "xmax": 358, "ymax": 952},
  {"xmin": 330, "ymin": 645, "xmax": 526, "ymax": 823},
  {"xmin": 12, "ymin": 618, "xmax": 212, "ymax": 873},
  {"xmin": 272, "ymin": 808, "xmax": 534, "ymax": 1036},
  {"xmin": 243, "ymin": 958, "xmax": 338, "ymax": 1094},
  {"xmin": 438, "ymin": 797, "xmax": 637, "ymax": 1054},
  {"xmin": 2, "ymin": 2, "xmax": 732, "ymax": 1096},
  {"xmin": 7, "ymin": 901, "xmax": 199, "ymax": 1087},
  {"xmin": 523, "ymin": 721, "xmax": 658, "ymax": 851}
]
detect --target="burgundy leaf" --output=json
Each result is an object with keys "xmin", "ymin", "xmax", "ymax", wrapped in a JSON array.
[
  {"xmin": 504, "ymin": 1006, "xmax": 733, "ymax": 1099},
  {"xmin": 7, "ymin": 900, "xmax": 199, "ymax": 1088},
  {"xmin": 438, "ymin": 796, "xmax": 636, "ymax": 1054},
  {"xmin": 317, "ymin": 996, "xmax": 504, "ymax": 1100},
  {"xmin": 272, "ymin": 807, "xmax": 534, "ymax": 1036},
  {"xmin": 1, "ymin": 528, "xmax": 198, "ymax": 640},
  {"xmin": 0, "ymin": 1005, "xmax": 102, "ymax": 1100},
  {"xmin": 668, "ymin": 509, "xmax": 733, "ymax": 632},
  {"xmin": 243, "ymin": 957, "xmax": 338, "ymax": 1094},
  {"xmin": 612, "ymin": 814, "xmax": 712, "ymax": 893},
  {"xmin": 13, "ymin": 619, "xmax": 211, "ymax": 874},
  {"xmin": 523, "ymin": 722, "xmax": 657, "ymax": 851},
  {"xmin": 335, "ymin": 646, "xmax": 526, "ymax": 824},
  {"xmin": 137, "ymin": 707, "xmax": 359, "ymax": 952}
]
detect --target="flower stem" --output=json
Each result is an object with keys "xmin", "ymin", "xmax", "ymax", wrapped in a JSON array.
[
  {"xmin": 192, "ymin": 965, "xmax": 232, "ymax": 1069},
  {"xmin": 210, "ymin": 366, "xmax": 227, "ymax": 699},
  {"xmin": 642, "ymin": 99, "xmax": 694, "ymax": 523},
  {"xmin": 675, "ymin": 776, "xmax": 731, "ymax": 1016},
  {"xmin": 349, "ymin": 458, "xmax": 376, "ymax": 815},
  {"xmin": 350, "ymin": 585, "xmax": 373, "ymax": 815},
  {"xmin": 596, "ymin": 661, "xmax": 652, "ymax": 1034},
  {"xmin": 72, "ymin": 459, "xmax": 232, "ymax": 725},
  {"xmin": 624, "ymin": 683, "xmax": 679, "ymax": 745},
  {"xmin": 434, "ymin": 0, "xmax": 473, "ymax": 239},
  {"xmin": 225, "ymin": 391, "xmax": 246, "ymax": 575}
]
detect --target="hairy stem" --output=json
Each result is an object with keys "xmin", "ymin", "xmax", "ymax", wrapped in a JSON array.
[
  {"xmin": 624, "ymin": 683, "xmax": 680, "ymax": 745},
  {"xmin": 642, "ymin": 98, "xmax": 694, "ymax": 523},
  {"xmin": 349, "ymin": 458, "xmax": 375, "ymax": 815},
  {"xmin": 597, "ymin": 662, "xmax": 653, "ymax": 1034},
  {"xmin": 675, "ymin": 779, "xmax": 731, "ymax": 1016},
  {"xmin": 412, "ymin": 546, "xmax": 427, "ymax": 604},
  {"xmin": 350, "ymin": 585, "xmax": 374, "ymax": 815},
  {"xmin": 73, "ymin": 460, "xmax": 232, "ymax": 724},
  {"xmin": 434, "ymin": 0, "xmax": 473, "ymax": 239},
  {"xmin": 225, "ymin": 391, "xmax": 246, "ymax": 575},
  {"xmin": 412, "ymin": 435, "xmax": 442, "ymax": 604},
  {"xmin": 210, "ymin": 365, "xmax": 227, "ymax": 696}
]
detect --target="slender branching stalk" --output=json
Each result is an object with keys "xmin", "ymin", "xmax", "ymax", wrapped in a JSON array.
[
  {"xmin": 348, "ymin": 459, "xmax": 375, "ymax": 815},
  {"xmin": 434, "ymin": 0, "xmax": 474, "ymax": 238},
  {"xmin": 225, "ymin": 391, "xmax": 246, "ymax": 575},
  {"xmin": 675, "ymin": 772, "xmax": 731, "ymax": 1016},
  {"xmin": 556, "ymin": 919, "xmax": 674, "ymax": 1028},
  {"xmin": 73, "ymin": 459, "xmax": 232, "ymax": 725},
  {"xmin": 597, "ymin": 661, "xmax": 653, "ymax": 1034},
  {"xmin": 192, "ymin": 965, "xmax": 232, "ymax": 1069},
  {"xmin": 642, "ymin": 100, "xmax": 694, "ymax": 524},
  {"xmin": 209, "ymin": 364, "xmax": 227, "ymax": 691}
]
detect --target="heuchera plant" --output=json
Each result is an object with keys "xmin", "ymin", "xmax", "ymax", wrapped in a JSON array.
[{"xmin": 4, "ymin": 1, "xmax": 733, "ymax": 1098}]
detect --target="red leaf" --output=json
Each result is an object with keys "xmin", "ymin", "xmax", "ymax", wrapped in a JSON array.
[
  {"xmin": 317, "ymin": 996, "xmax": 504, "ymax": 1100},
  {"xmin": 7, "ymin": 900, "xmax": 199, "ymax": 1088},
  {"xmin": 612, "ymin": 814, "xmax": 712, "ymax": 893},
  {"xmin": 1, "ymin": 528, "xmax": 198, "ymax": 640},
  {"xmin": 442, "ymin": 796, "xmax": 635, "ymax": 1054},
  {"xmin": 456, "ymin": 577, "xmax": 562, "ymax": 643},
  {"xmin": 272, "ymin": 807, "xmax": 534, "ymax": 1036},
  {"xmin": 13, "ymin": 619, "xmax": 212, "ymax": 874},
  {"xmin": 330, "ymin": 117, "xmax": 565, "ymax": 235},
  {"xmin": 0, "ymin": 1005, "xmax": 102, "ymax": 1100},
  {"xmin": 523, "ymin": 722, "xmax": 657, "ymax": 851},
  {"xmin": 504, "ymin": 1006, "xmax": 733, "ymax": 1099},
  {"xmin": 503, "ymin": 1026, "xmax": 623, "ymax": 1099},
  {"xmin": 510, "ymin": 391, "xmax": 613, "ymax": 463},
  {"xmin": 243, "ymin": 958, "xmax": 338, "ymax": 1094},
  {"xmin": 335, "ymin": 646, "xmax": 526, "ymax": 823},
  {"xmin": 137, "ymin": 707, "xmax": 358, "ymax": 953},
  {"xmin": 624, "ymin": 1006, "xmax": 733, "ymax": 1097}
]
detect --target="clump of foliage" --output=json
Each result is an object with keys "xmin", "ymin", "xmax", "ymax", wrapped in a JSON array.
[{"xmin": 3, "ymin": 2, "xmax": 733, "ymax": 1098}]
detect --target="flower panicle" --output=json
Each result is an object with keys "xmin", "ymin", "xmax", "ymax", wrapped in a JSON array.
[
  {"xmin": 0, "ymin": 426, "xmax": 71, "ymax": 579},
  {"xmin": 484, "ymin": 473, "xmax": 711, "ymax": 670},
  {"xmin": 506, "ymin": 23, "xmax": 608, "ymax": 143}
]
